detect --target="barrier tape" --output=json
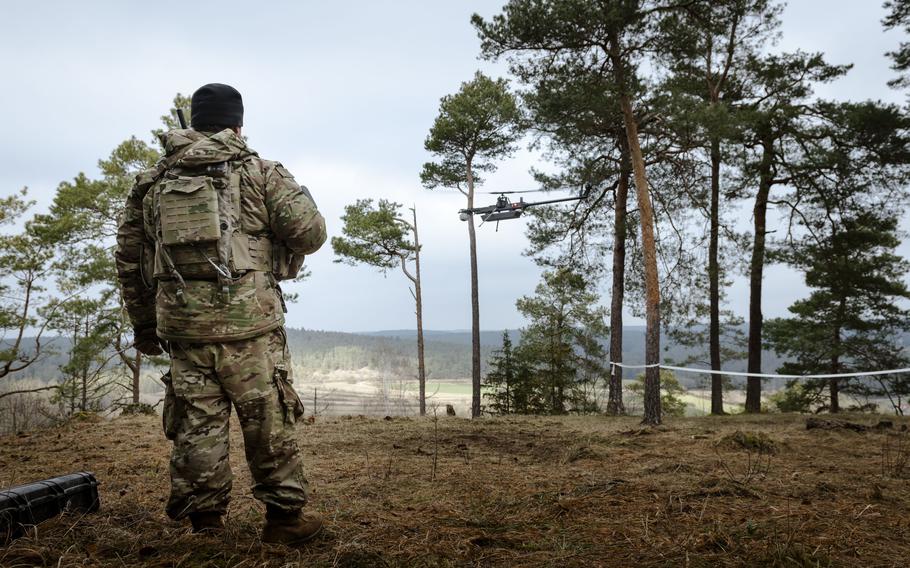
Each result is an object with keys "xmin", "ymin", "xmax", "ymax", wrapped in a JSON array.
[
  {"xmin": 609, "ymin": 361, "xmax": 910, "ymax": 380},
  {"xmin": 608, "ymin": 362, "xmax": 660, "ymax": 369}
]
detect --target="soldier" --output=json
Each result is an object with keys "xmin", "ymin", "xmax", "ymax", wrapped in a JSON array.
[{"xmin": 115, "ymin": 83, "xmax": 327, "ymax": 545}]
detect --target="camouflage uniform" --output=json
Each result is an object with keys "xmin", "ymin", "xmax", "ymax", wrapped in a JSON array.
[{"xmin": 115, "ymin": 128, "xmax": 326, "ymax": 520}]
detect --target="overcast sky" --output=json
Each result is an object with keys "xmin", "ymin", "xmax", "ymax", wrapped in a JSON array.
[{"xmin": 1, "ymin": 1, "xmax": 907, "ymax": 333}]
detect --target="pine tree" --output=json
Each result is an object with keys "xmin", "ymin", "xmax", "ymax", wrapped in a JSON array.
[
  {"xmin": 658, "ymin": 0, "xmax": 782, "ymax": 414},
  {"xmin": 0, "ymin": 192, "xmax": 59, "ymax": 402},
  {"xmin": 421, "ymin": 72, "xmax": 522, "ymax": 419},
  {"xmin": 483, "ymin": 331, "xmax": 536, "ymax": 414},
  {"xmin": 884, "ymin": 0, "xmax": 910, "ymax": 89},
  {"xmin": 31, "ymin": 95, "xmax": 189, "ymax": 407},
  {"xmin": 32, "ymin": 135, "xmax": 160, "ymax": 408},
  {"xmin": 762, "ymin": 93, "xmax": 910, "ymax": 413},
  {"xmin": 515, "ymin": 269, "xmax": 608, "ymax": 414},
  {"xmin": 474, "ymin": 0, "xmax": 691, "ymax": 424},
  {"xmin": 766, "ymin": 212, "xmax": 910, "ymax": 413},
  {"xmin": 332, "ymin": 199, "xmax": 427, "ymax": 415},
  {"xmin": 737, "ymin": 53, "xmax": 849, "ymax": 412}
]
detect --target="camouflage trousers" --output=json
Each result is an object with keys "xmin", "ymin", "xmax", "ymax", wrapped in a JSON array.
[{"xmin": 161, "ymin": 327, "xmax": 308, "ymax": 520}]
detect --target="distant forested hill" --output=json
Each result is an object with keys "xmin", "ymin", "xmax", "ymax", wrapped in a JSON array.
[
  {"xmin": 6, "ymin": 327, "xmax": 908, "ymax": 386},
  {"xmin": 295, "ymin": 327, "xmax": 779, "ymax": 384},
  {"xmin": 361, "ymin": 327, "xmax": 773, "ymax": 371}
]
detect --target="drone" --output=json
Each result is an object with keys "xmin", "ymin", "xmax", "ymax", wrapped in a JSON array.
[{"xmin": 458, "ymin": 186, "xmax": 591, "ymax": 229}]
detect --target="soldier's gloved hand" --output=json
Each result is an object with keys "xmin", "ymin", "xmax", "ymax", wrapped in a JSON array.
[{"xmin": 134, "ymin": 325, "xmax": 163, "ymax": 356}]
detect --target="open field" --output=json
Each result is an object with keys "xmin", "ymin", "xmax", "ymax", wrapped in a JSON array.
[
  {"xmin": 2, "ymin": 413, "xmax": 910, "ymax": 567},
  {"xmin": 680, "ymin": 390, "xmax": 747, "ymax": 416},
  {"xmin": 303, "ymin": 371, "xmax": 475, "ymax": 416}
]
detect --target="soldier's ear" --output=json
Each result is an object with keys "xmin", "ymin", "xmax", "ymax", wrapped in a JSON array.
[{"xmin": 233, "ymin": 126, "xmax": 242, "ymax": 135}]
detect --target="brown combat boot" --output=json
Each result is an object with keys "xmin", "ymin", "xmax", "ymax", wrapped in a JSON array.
[
  {"xmin": 189, "ymin": 511, "xmax": 224, "ymax": 534},
  {"xmin": 261, "ymin": 504, "xmax": 323, "ymax": 545}
]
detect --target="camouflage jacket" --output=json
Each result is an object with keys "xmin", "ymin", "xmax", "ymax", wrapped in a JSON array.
[{"xmin": 115, "ymin": 129, "xmax": 326, "ymax": 342}]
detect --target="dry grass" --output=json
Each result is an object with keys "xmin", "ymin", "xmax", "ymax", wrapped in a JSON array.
[{"xmin": 2, "ymin": 412, "xmax": 910, "ymax": 567}]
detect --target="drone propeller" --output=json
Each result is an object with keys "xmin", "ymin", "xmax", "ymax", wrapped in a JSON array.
[
  {"xmin": 481, "ymin": 189, "xmax": 543, "ymax": 195},
  {"xmin": 480, "ymin": 185, "xmax": 581, "ymax": 195}
]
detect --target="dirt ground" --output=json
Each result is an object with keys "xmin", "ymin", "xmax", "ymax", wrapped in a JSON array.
[{"xmin": 1, "ymin": 412, "xmax": 909, "ymax": 567}]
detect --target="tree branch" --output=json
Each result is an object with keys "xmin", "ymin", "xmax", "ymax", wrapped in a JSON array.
[
  {"xmin": 399, "ymin": 254, "xmax": 417, "ymax": 284},
  {"xmin": 0, "ymin": 384, "xmax": 58, "ymax": 401}
]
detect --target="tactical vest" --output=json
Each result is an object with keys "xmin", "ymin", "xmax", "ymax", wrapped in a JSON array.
[{"xmin": 141, "ymin": 157, "xmax": 303, "ymax": 291}]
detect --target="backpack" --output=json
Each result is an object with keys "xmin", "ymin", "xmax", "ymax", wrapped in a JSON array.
[
  {"xmin": 136, "ymin": 145, "xmax": 304, "ymax": 304},
  {"xmin": 151, "ymin": 162, "xmax": 238, "ymax": 284}
]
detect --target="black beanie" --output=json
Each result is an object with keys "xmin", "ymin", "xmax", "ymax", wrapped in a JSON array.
[{"xmin": 191, "ymin": 83, "xmax": 244, "ymax": 128}]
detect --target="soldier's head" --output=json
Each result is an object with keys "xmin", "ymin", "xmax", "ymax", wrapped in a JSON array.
[{"xmin": 191, "ymin": 83, "xmax": 243, "ymax": 135}]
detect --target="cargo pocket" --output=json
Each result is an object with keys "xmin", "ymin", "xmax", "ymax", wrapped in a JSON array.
[
  {"xmin": 273, "ymin": 364, "xmax": 304, "ymax": 425},
  {"xmin": 160, "ymin": 371, "xmax": 182, "ymax": 441}
]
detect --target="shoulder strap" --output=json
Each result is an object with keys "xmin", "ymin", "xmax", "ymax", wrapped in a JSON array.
[{"xmin": 150, "ymin": 144, "xmax": 198, "ymax": 185}]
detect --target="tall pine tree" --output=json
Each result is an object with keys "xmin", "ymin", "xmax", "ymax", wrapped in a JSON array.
[
  {"xmin": 474, "ymin": 0, "xmax": 699, "ymax": 424},
  {"xmin": 421, "ymin": 72, "xmax": 522, "ymax": 419},
  {"xmin": 657, "ymin": 0, "xmax": 781, "ymax": 414}
]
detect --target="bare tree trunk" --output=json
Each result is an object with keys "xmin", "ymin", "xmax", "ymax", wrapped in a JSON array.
[
  {"xmin": 81, "ymin": 370, "xmax": 87, "ymax": 412},
  {"xmin": 116, "ymin": 314, "xmax": 142, "ymax": 406},
  {"xmin": 132, "ymin": 351, "xmax": 142, "ymax": 404},
  {"xmin": 553, "ymin": 313, "xmax": 566, "ymax": 413},
  {"xmin": 609, "ymin": 34, "xmax": 661, "ymax": 426},
  {"xmin": 829, "ymin": 377, "xmax": 840, "ymax": 413},
  {"xmin": 466, "ymin": 163, "xmax": 482, "ymax": 419},
  {"xmin": 412, "ymin": 207, "xmax": 427, "ymax": 416},
  {"xmin": 745, "ymin": 135, "xmax": 773, "ymax": 413},
  {"xmin": 0, "ymin": 275, "xmax": 34, "ymax": 380},
  {"xmin": 830, "ymin": 299, "xmax": 845, "ymax": 413},
  {"xmin": 76, "ymin": 321, "xmax": 87, "ymax": 412},
  {"xmin": 709, "ymin": 138, "xmax": 724, "ymax": 415},
  {"xmin": 607, "ymin": 149, "xmax": 630, "ymax": 416},
  {"xmin": 505, "ymin": 342, "xmax": 512, "ymax": 414}
]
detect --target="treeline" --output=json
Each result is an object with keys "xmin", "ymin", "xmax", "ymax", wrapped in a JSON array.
[
  {"xmin": 449, "ymin": 0, "xmax": 910, "ymax": 420},
  {"xmin": 1, "ymin": 324, "xmax": 822, "ymax": 391}
]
